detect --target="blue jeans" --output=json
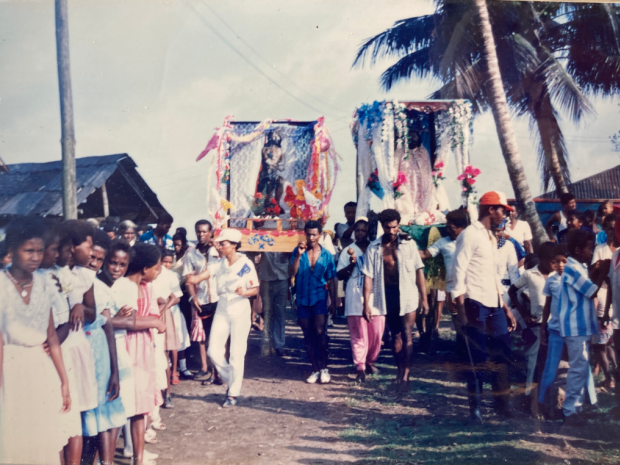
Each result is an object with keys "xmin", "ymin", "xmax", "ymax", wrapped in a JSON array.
[
  {"xmin": 538, "ymin": 329, "xmax": 597, "ymax": 406},
  {"xmin": 460, "ymin": 299, "xmax": 512, "ymax": 410}
]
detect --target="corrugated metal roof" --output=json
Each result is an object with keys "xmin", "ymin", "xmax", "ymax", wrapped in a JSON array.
[
  {"xmin": 537, "ymin": 164, "xmax": 620, "ymax": 200},
  {"xmin": 0, "ymin": 154, "xmax": 166, "ymax": 220}
]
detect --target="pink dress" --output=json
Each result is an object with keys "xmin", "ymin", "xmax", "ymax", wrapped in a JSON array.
[{"xmin": 125, "ymin": 282, "xmax": 162, "ymax": 416}]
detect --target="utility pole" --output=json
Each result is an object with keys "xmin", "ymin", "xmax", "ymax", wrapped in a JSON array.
[{"xmin": 55, "ymin": 0, "xmax": 77, "ymax": 219}]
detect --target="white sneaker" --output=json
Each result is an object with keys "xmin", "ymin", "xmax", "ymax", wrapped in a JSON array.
[
  {"xmin": 144, "ymin": 450, "xmax": 159, "ymax": 460},
  {"xmin": 306, "ymin": 371, "xmax": 320, "ymax": 384},
  {"xmin": 320, "ymin": 368, "xmax": 331, "ymax": 384}
]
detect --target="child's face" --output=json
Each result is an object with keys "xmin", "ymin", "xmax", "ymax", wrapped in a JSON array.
[
  {"xmin": 87, "ymin": 245, "xmax": 107, "ymax": 273},
  {"xmin": 12, "ymin": 238, "xmax": 44, "ymax": 274},
  {"xmin": 73, "ymin": 236, "xmax": 93, "ymax": 267},
  {"xmin": 105, "ymin": 250, "xmax": 129, "ymax": 282},
  {"xmin": 142, "ymin": 260, "xmax": 162, "ymax": 283},
  {"xmin": 563, "ymin": 199, "xmax": 577, "ymax": 211},
  {"xmin": 574, "ymin": 240, "xmax": 596, "ymax": 264},
  {"xmin": 162, "ymin": 256, "xmax": 174, "ymax": 270},
  {"xmin": 56, "ymin": 243, "xmax": 72, "ymax": 267},
  {"xmin": 40, "ymin": 240, "xmax": 59, "ymax": 269},
  {"xmin": 567, "ymin": 215, "xmax": 582, "ymax": 230},
  {"xmin": 553, "ymin": 255, "xmax": 568, "ymax": 275}
]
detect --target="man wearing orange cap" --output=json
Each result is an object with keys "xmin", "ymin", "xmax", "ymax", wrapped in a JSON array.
[{"xmin": 448, "ymin": 191, "xmax": 517, "ymax": 423}]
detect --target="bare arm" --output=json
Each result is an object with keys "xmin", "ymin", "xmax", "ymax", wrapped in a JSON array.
[
  {"xmin": 101, "ymin": 309, "xmax": 120, "ymax": 401},
  {"xmin": 546, "ymin": 212, "xmax": 560, "ymax": 241},
  {"xmin": 416, "ymin": 269, "xmax": 429, "ymax": 316},
  {"xmin": 69, "ymin": 284, "xmax": 97, "ymax": 330},
  {"xmin": 288, "ymin": 245, "xmax": 305, "ymax": 279},
  {"xmin": 328, "ymin": 278, "xmax": 338, "ymax": 315},
  {"xmin": 47, "ymin": 310, "xmax": 71, "ymax": 413},
  {"xmin": 604, "ymin": 284, "xmax": 613, "ymax": 323},
  {"xmin": 363, "ymin": 275, "xmax": 373, "ymax": 322},
  {"xmin": 541, "ymin": 296, "xmax": 551, "ymax": 345},
  {"xmin": 523, "ymin": 240, "xmax": 533, "ymax": 254},
  {"xmin": 337, "ymin": 254, "xmax": 356, "ymax": 281},
  {"xmin": 185, "ymin": 269, "xmax": 211, "ymax": 286},
  {"xmin": 419, "ymin": 249, "xmax": 433, "ymax": 260},
  {"xmin": 508, "ymin": 284, "xmax": 527, "ymax": 321}
]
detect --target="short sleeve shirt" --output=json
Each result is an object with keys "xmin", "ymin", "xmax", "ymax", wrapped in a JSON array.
[
  {"xmin": 214, "ymin": 255, "xmax": 259, "ymax": 301},
  {"xmin": 426, "ymin": 236, "xmax": 457, "ymax": 284},
  {"xmin": 337, "ymin": 243, "xmax": 381, "ymax": 316},
  {"xmin": 154, "ymin": 267, "xmax": 183, "ymax": 301},
  {"xmin": 68, "ymin": 266, "xmax": 97, "ymax": 309},
  {"xmin": 291, "ymin": 246, "xmax": 337, "ymax": 306},
  {"xmin": 558, "ymin": 257, "xmax": 599, "ymax": 337},
  {"xmin": 257, "ymin": 253, "xmax": 290, "ymax": 282},
  {"xmin": 139, "ymin": 230, "xmax": 174, "ymax": 251},
  {"xmin": 183, "ymin": 246, "xmax": 220, "ymax": 305},
  {"xmin": 512, "ymin": 266, "xmax": 553, "ymax": 323},
  {"xmin": 508, "ymin": 220, "xmax": 533, "ymax": 247}
]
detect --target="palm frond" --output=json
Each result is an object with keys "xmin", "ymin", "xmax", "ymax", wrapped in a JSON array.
[
  {"xmin": 352, "ymin": 15, "xmax": 438, "ymax": 68},
  {"xmin": 379, "ymin": 49, "xmax": 435, "ymax": 91}
]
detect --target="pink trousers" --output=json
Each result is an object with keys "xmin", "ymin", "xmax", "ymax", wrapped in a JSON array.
[{"xmin": 347, "ymin": 315, "xmax": 386, "ymax": 371}]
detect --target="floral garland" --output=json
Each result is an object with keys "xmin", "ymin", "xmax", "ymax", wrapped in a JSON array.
[
  {"xmin": 458, "ymin": 165, "xmax": 481, "ymax": 197},
  {"xmin": 392, "ymin": 171, "xmax": 407, "ymax": 199},
  {"xmin": 283, "ymin": 180, "xmax": 322, "ymax": 220},
  {"xmin": 393, "ymin": 101, "xmax": 410, "ymax": 160},
  {"xmin": 432, "ymin": 161, "xmax": 445, "ymax": 187},
  {"xmin": 446, "ymin": 100, "xmax": 473, "ymax": 151}
]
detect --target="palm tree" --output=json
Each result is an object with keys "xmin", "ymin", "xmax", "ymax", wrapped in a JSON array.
[
  {"xmin": 470, "ymin": 0, "xmax": 548, "ymax": 243},
  {"xmin": 354, "ymin": 2, "xmax": 620, "ymax": 242}
]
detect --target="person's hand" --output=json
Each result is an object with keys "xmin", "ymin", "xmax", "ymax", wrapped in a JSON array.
[
  {"xmin": 298, "ymin": 242, "xmax": 307, "ymax": 253},
  {"xmin": 69, "ymin": 304, "xmax": 85, "ymax": 331},
  {"xmin": 235, "ymin": 286, "xmax": 245, "ymax": 297},
  {"xmin": 540, "ymin": 327, "xmax": 548, "ymax": 346},
  {"xmin": 107, "ymin": 370, "xmax": 120, "ymax": 401},
  {"xmin": 60, "ymin": 382, "xmax": 71, "ymax": 414},
  {"xmin": 592, "ymin": 259, "xmax": 611, "ymax": 284},
  {"xmin": 41, "ymin": 341, "xmax": 51, "ymax": 356},
  {"xmin": 116, "ymin": 305, "xmax": 134, "ymax": 318},
  {"xmin": 156, "ymin": 320, "xmax": 167, "ymax": 333},
  {"xmin": 505, "ymin": 307, "xmax": 517, "ymax": 332},
  {"xmin": 192, "ymin": 298, "xmax": 202, "ymax": 314},
  {"xmin": 420, "ymin": 299, "xmax": 430, "ymax": 316},
  {"xmin": 363, "ymin": 304, "xmax": 373, "ymax": 322},
  {"xmin": 525, "ymin": 314, "xmax": 537, "ymax": 326}
]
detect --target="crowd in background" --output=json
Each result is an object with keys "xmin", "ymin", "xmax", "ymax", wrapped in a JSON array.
[{"xmin": 1, "ymin": 190, "xmax": 620, "ymax": 464}]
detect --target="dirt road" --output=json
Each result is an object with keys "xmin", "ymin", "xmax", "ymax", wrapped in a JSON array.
[{"xmin": 115, "ymin": 312, "xmax": 620, "ymax": 465}]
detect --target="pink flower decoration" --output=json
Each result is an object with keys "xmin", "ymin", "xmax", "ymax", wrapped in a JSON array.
[
  {"xmin": 435, "ymin": 161, "xmax": 444, "ymax": 169},
  {"xmin": 464, "ymin": 165, "xmax": 473, "ymax": 175},
  {"xmin": 462, "ymin": 187, "xmax": 468, "ymax": 192},
  {"xmin": 467, "ymin": 178, "xmax": 476, "ymax": 185},
  {"xmin": 437, "ymin": 172, "xmax": 443, "ymax": 177},
  {"xmin": 457, "ymin": 174, "xmax": 466, "ymax": 181},
  {"xmin": 432, "ymin": 171, "xmax": 437, "ymax": 176},
  {"xmin": 472, "ymin": 168, "xmax": 481, "ymax": 177}
]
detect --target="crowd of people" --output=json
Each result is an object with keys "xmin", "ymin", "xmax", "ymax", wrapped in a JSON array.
[{"xmin": 1, "ymin": 189, "xmax": 620, "ymax": 464}]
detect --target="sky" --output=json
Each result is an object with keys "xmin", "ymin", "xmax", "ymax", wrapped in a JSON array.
[{"xmin": 1, "ymin": 0, "xmax": 619, "ymax": 232}]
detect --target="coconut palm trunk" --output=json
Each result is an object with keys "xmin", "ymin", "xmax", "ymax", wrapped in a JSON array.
[{"xmin": 473, "ymin": 0, "xmax": 548, "ymax": 246}]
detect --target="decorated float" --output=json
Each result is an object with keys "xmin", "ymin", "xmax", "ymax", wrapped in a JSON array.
[
  {"xmin": 197, "ymin": 116, "xmax": 339, "ymax": 252},
  {"xmin": 350, "ymin": 100, "xmax": 478, "ymax": 289}
]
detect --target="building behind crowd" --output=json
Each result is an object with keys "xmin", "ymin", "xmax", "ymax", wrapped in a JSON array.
[{"xmin": 0, "ymin": 154, "xmax": 169, "ymax": 230}]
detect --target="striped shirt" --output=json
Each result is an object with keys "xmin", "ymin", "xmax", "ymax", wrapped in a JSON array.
[
  {"xmin": 361, "ymin": 235, "xmax": 425, "ymax": 316},
  {"xmin": 558, "ymin": 257, "xmax": 599, "ymax": 337},
  {"xmin": 291, "ymin": 245, "xmax": 337, "ymax": 306}
]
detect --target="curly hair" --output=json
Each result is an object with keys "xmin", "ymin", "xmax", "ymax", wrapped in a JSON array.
[
  {"xmin": 5, "ymin": 216, "xmax": 47, "ymax": 252},
  {"xmin": 126, "ymin": 242, "xmax": 161, "ymax": 275},
  {"xmin": 377, "ymin": 209, "xmax": 401, "ymax": 226}
]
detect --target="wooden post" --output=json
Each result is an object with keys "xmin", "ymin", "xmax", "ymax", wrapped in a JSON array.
[
  {"xmin": 55, "ymin": 0, "xmax": 77, "ymax": 220},
  {"xmin": 101, "ymin": 182, "xmax": 109, "ymax": 218}
]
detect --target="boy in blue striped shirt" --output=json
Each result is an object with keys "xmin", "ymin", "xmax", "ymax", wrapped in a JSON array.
[{"xmin": 559, "ymin": 229, "xmax": 608, "ymax": 426}]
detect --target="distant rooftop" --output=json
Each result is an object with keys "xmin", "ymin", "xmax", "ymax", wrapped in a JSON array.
[{"xmin": 536, "ymin": 164, "xmax": 620, "ymax": 201}]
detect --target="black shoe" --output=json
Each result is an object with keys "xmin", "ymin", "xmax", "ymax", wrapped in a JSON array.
[
  {"xmin": 275, "ymin": 349, "xmax": 285, "ymax": 357},
  {"xmin": 563, "ymin": 413, "xmax": 587, "ymax": 427},
  {"xmin": 468, "ymin": 407, "xmax": 483, "ymax": 425},
  {"xmin": 194, "ymin": 369, "xmax": 210, "ymax": 380},
  {"xmin": 355, "ymin": 370, "xmax": 366, "ymax": 384},
  {"xmin": 163, "ymin": 396, "xmax": 174, "ymax": 409}
]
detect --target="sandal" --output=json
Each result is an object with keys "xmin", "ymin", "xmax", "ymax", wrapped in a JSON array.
[
  {"xmin": 144, "ymin": 429, "xmax": 158, "ymax": 444},
  {"xmin": 201, "ymin": 376, "xmax": 223, "ymax": 386},
  {"xmin": 171, "ymin": 373, "xmax": 180, "ymax": 385},
  {"xmin": 151, "ymin": 421, "xmax": 166, "ymax": 431}
]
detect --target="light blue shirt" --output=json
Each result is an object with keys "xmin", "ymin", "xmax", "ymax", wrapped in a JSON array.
[
  {"xmin": 542, "ymin": 273, "xmax": 562, "ymax": 332},
  {"xmin": 558, "ymin": 257, "xmax": 599, "ymax": 337}
]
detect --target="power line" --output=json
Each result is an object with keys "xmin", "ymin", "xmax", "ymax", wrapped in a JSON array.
[
  {"xmin": 200, "ymin": 1, "xmax": 349, "ymax": 117},
  {"xmin": 185, "ymin": 2, "xmax": 333, "ymax": 117}
]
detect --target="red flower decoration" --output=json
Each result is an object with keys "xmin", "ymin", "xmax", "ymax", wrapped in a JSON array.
[
  {"xmin": 467, "ymin": 178, "xmax": 476, "ymax": 185},
  {"xmin": 270, "ymin": 198, "xmax": 278, "ymax": 205},
  {"xmin": 256, "ymin": 192, "xmax": 263, "ymax": 199}
]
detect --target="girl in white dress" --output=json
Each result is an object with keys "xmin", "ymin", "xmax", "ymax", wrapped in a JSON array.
[{"xmin": 0, "ymin": 217, "xmax": 71, "ymax": 465}]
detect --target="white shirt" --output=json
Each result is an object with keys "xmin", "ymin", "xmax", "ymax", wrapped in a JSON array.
[
  {"xmin": 93, "ymin": 278, "xmax": 114, "ymax": 316},
  {"xmin": 512, "ymin": 266, "xmax": 554, "ymax": 323},
  {"xmin": 68, "ymin": 266, "xmax": 97, "ymax": 309},
  {"xmin": 608, "ymin": 249, "xmax": 620, "ymax": 329},
  {"xmin": 336, "ymin": 243, "xmax": 381, "ymax": 317},
  {"xmin": 214, "ymin": 255, "xmax": 259, "ymax": 302},
  {"xmin": 542, "ymin": 273, "xmax": 562, "ymax": 332},
  {"xmin": 426, "ymin": 236, "xmax": 457, "ymax": 285},
  {"xmin": 183, "ymin": 246, "xmax": 220, "ymax": 305},
  {"xmin": 154, "ymin": 267, "xmax": 183, "ymax": 301},
  {"xmin": 497, "ymin": 242, "xmax": 520, "ymax": 292},
  {"xmin": 508, "ymin": 220, "xmax": 533, "ymax": 247},
  {"xmin": 449, "ymin": 221, "xmax": 504, "ymax": 308}
]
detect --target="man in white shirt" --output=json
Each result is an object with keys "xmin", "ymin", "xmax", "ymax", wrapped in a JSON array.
[
  {"xmin": 183, "ymin": 219, "xmax": 220, "ymax": 381},
  {"xmin": 448, "ymin": 191, "xmax": 517, "ymax": 423},
  {"xmin": 419, "ymin": 209, "xmax": 470, "ymax": 347},
  {"xmin": 363, "ymin": 209, "xmax": 428, "ymax": 390}
]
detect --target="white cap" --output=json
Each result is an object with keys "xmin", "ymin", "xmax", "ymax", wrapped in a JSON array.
[{"xmin": 214, "ymin": 228, "xmax": 243, "ymax": 243}]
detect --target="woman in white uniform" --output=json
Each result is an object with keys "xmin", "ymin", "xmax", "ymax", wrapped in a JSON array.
[{"xmin": 188, "ymin": 229, "xmax": 259, "ymax": 407}]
